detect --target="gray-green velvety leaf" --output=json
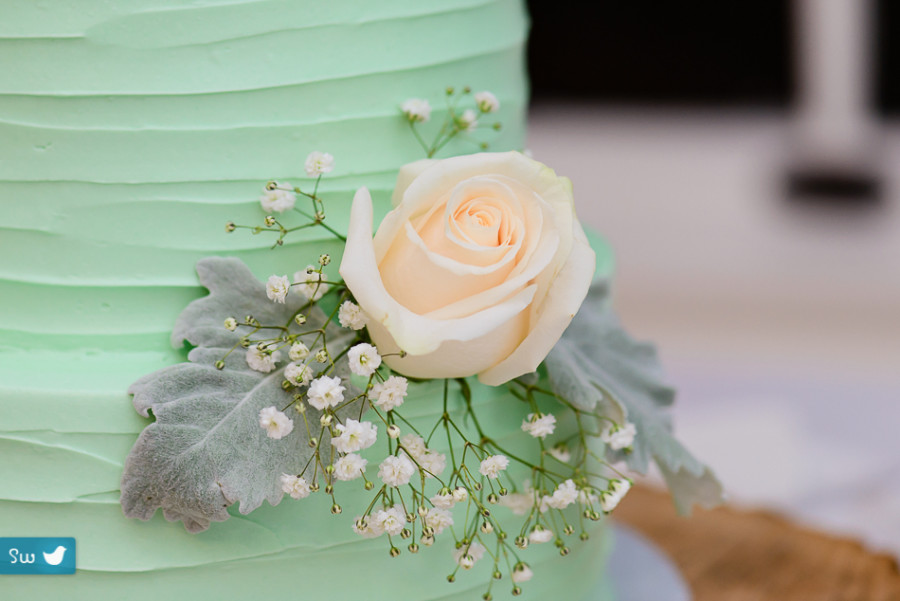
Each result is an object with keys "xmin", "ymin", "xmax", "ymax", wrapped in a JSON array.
[
  {"xmin": 121, "ymin": 257, "xmax": 357, "ymax": 532},
  {"xmin": 546, "ymin": 282, "xmax": 723, "ymax": 513}
]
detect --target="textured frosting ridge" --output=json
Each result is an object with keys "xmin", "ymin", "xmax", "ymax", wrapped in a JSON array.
[{"xmin": 0, "ymin": 1, "xmax": 614, "ymax": 598}]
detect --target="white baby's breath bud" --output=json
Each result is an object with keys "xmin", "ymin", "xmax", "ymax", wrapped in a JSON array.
[
  {"xmin": 294, "ymin": 314, "xmax": 307, "ymax": 326},
  {"xmin": 332, "ymin": 419, "xmax": 378, "ymax": 454},
  {"xmin": 528, "ymin": 525, "xmax": 554, "ymax": 544},
  {"xmin": 353, "ymin": 515, "xmax": 383, "ymax": 538},
  {"xmin": 601, "ymin": 422, "xmax": 637, "ymax": 451},
  {"xmin": 318, "ymin": 253, "xmax": 331, "ymax": 266},
  {"xmin": 288, "ymin": 342, "xmax": 310, "ymax": 361},
  {"xmin": 245, "ymin": 346, "xmax": 280, "ymax": 373},
  {"xmin": 600, "ymin": 479, "xmax": 632, "ymax": 512},
  {"xmin": 478, "ymin": 454, "xmax": 509, "ymax": 479},
  {"xmin": 338, "ymin": 300, "xmax": 367, "ymax": 330},
  {"xmin": 265, "ymin": 274, "xmax": 290, "ymax": 303},
  {"xmin": 264, "ymin": 215, "xmax": 276, "ymax": 227},
  {"xmin": 474, "ymin": 91, "xmax": 500, "ymax": 113},
  {"xmin": 348, "ymin": 343, "xmax": 382, "ymax": 376},
  {"xmin": 280, "ymin": 473, "xmax": 310, "ymax": 499},
  {"xmin": 452, "ymin": 486, "xmax": 469, "ymax": 503},
  {"xmin": 306, "ymin": 375, "xmax": 345, "ymax": 410},
  {"xmin": 304, "ymin": 151, "xmax": 334, "ymax": 177},
  {"xmin": 457, "ymin": 109, "xmax": 478, "ymax": 132},
  {"xmin": 401, "ymin": 98, "xmax": 432, "ymax": 123},
  {"xmin": 521, "ymin": 412, "xmax": 556, "ymax": 439},
  {"xmin": 387, "ymin": 424, "xmax": 401, "ymax": 439},
  {"xmin": 259, "ymin": 406, "xmax": 293, "ymax": 440},
  {"xmin": 294, "ymin": 265, "xmax": 329, "ymax": 301},
  {"xmin": 315, "ymin": 349, "xmax": 328, "ymax": 363},
  {"xmin": 511, "ymin": 563, "xmax": 533, "ymax": 584},
  {"xmin": 548, "ymin": 444, "xmax": 571, "ymax": 463},
  {"xmin": 223, "ymin": 317, "xmax": 237, "ymax": 331},
  {"xmin": 378, "ymin": 454, "xmax": 416, "ymax": 487},
  {"xmin": 369, "ymin": 375, "xmax": 408, "ymax": 411},
  {"xmin": 453, "ymin": 542, "xmax": 486, "ymax": 568},
  {"xmin": 259, "ymin": 181, "xmax": 296, "ymax": 213}
]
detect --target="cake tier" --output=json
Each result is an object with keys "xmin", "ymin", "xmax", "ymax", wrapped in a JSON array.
[{"xmin": 0, "ymin": 1, "xmax": 616, "ymax": 598}]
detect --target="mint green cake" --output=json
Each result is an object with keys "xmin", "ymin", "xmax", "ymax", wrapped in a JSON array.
[{"xmin": 0, "ymin": 1, "xmax": 616, "ymax": 599}]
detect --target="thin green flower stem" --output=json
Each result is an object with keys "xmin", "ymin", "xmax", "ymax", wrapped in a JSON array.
[
  {"xmin": 390, "ymin": 410, "xmax": 424, "ymax": 437},
  {"xmin": 290, "ymin": 207, "xmax": 347, "ymax": 242},
  {"xmin": 408, "ymin": 120, "xmax": 430, "ymax": 155}
]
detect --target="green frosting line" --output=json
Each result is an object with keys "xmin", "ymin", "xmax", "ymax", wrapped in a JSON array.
[{"xmin": 0, "ymin": 1, "xmax": 618, "ymax": 598}]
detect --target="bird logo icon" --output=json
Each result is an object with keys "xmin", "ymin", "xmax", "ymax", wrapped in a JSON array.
[{"xmin": 42, "ymin": 546, "xmax": 67, "ymax": 566}]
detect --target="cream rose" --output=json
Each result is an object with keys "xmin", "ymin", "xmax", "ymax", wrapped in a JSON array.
[{"xmin": 339, "ymin": 151, "xmax": 595, "ymax": 385}]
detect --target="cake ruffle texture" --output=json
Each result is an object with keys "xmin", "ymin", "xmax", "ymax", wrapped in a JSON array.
[{"xmin": 0, "ymin": 0, "xmax": 614, "ymax": 598}]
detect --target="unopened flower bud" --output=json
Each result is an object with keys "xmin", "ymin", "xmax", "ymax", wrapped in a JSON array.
[
  {"xmin": 387, "ymin": 424, "xmax": 400, "ymax": 439},
  {"xmin": 225, "ymin": 221, "xmax": 236, "ymax": 232},
  {"xmin": 224, "ymin": 317, "xmax": 237, "ymax": 331},
  {"xmin": 264, "ymin": 215, "xmax": 276, "ymax": 226},
  {"xmin": 294, "ymin": 314, "xmax": 307, "ymax": 326},
  {"xmin": 318, "ymin": 253, "xmax": 331, "ymax": 266},
  {"xmin": 320, "ymin": 414, "xmax": 333, "ymax": 427},
  {"xmin": 315, "ymin": 350, "xmax": 328, "ymax": 363}
]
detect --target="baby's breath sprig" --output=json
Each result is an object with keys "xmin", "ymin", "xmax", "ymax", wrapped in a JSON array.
[
  {"xmin": 225, "ymin": 150, "xmax": 345, "ymax": 248},
  {"xmin": 401, "ymin": 86, "xmax": 503, "ymax": 158}
]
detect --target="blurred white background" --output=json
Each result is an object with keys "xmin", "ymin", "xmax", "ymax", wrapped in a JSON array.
[{"xmin": 529, "ymin": 107, "xmax": 900, "ymax": 557}]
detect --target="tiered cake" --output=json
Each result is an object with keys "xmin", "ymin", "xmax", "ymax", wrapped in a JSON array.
[{"xmin": 0, "ymin": 1, "xmax": 616, "ymax": 599}]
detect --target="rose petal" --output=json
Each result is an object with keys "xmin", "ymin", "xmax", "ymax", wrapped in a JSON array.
[
  {"xmin": 340, "ymin": 188, "xmax": 536, "ymax": 355},
  {"xmin": 478, "ymin": 220, "xmax": 596, "ymax": 385}
]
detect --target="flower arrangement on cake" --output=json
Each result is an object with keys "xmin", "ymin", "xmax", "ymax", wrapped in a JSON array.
[{"xmin": 121, "ymin": 88, "xmax": 722, "ymax": 599}]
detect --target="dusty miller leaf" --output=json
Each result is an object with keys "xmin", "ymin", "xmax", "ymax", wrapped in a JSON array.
[
  {"xmin": 120, "ymin": 257, "xmax": 357, "ymax": 532},
  {"xmin": 546, "ymin": 281, "xmax": 724, "ymax": 514}
]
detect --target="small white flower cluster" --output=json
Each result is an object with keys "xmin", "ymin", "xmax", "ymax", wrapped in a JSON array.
[
  {"xmin": 259, "ymin": 181, "xmax": 296, "ymax": 213},
  {"xmin": 478, "ymin": 454, "xmax": 509, "ymax": 479},
  {"xmin": 265, "ymin": 274, "xmax": 291, "ymax": 303},
  {"xmin": 601, "ymin": 422, "xmax": 637, "ymax": 450},
  {"xmin": 430, "ymin": 486, "xmax": 468, "ymax": 509},
  {"xmin": 399, "ymin": 434, "xmax": 447, "ymax": 479},
  {"xmin": 280, "ymin": 473, "xmax": 310, "ymax": 499},
  {"xmin": 457, "ymin": 109, "xmax": 478, "ymax": 132},
  {"xmin": 454, "ymin": 541, "xmax": 486, "ymax": 569},
  {"xmin": 352, "ymin": 504, "xmax": 407, "ymax": 539},
  {"xmin": 246, "ymin": 344, "xmax": 280, "ymax": 373},
  {"xmin": 284, "ymin": 362, "xmax": 314, "ymax": 387},
  {"xmin": 307, "ymin": 375, "xmax": 345, "ymax": 410},
  {"xmin": 474, "ymin": 90, "xmax": 500, "ymax": 113},
  {"xmin": 294, "ymin": 266, "xmax": 329, "ymax": 301},
  {"xmin": 377, "ymin": 454, "xmax": 415, "ymax": 487},
  {"xmin": 521, "ymin": 412, "xmax": 556, "ymax": 439},
  {"xmin": 599, "ymin": 479, "xmax": 632, "ymax": 512},
  {"xmin": 304, "ymin": 151, "xmax": 334, "ymax": 178},
  {"xmin": 348, "ymin": 343, "xmax": 381, "ymax": 377},
  {"xmin": 332, "ymin": 419, "xmax": 377, "ymax": 454},
  {"xmin": 401, "ymin": 98, "xmax": 431, "ymax": 123},
  {"xmin": 369, "ymin": 375, "xmax": 408, "ymax": 411},
  {"xmin": 259, "ymin": 406, "xmax": 293, "ymax": 440},
  {"xmin": 337, "ymin": 300, "xmax": 367, "ymax": 330}
]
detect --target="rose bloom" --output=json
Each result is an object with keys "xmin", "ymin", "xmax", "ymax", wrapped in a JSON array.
[{"xmin": 340, "ymin": 151, "xmax": 595, "ymax": 385}]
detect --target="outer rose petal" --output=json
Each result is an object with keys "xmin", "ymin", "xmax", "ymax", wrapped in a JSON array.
[{"xmin": 478, "ymin": 220, "xmax": 596, "ymax": 385}]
